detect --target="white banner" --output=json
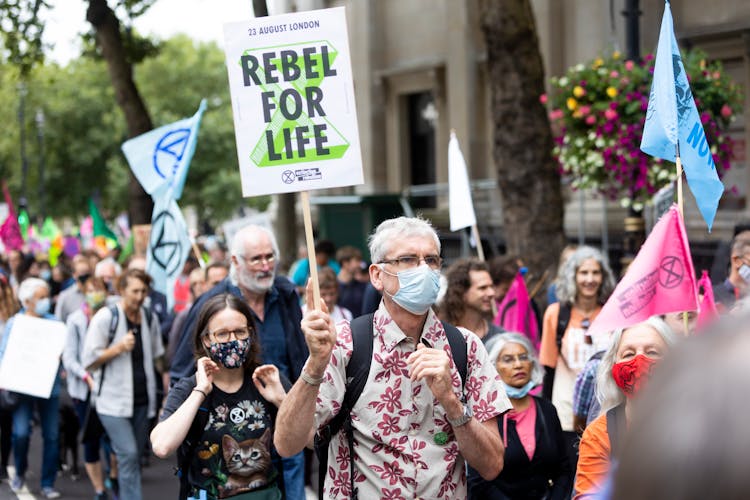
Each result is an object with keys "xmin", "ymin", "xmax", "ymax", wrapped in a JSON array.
[
  {"xmin": 0, "ymin": 315, "xmax": 67, "ymax": 398},
  {"xmin": 223, "ymin": 7, "xmax": 363, "ymax": 197}
]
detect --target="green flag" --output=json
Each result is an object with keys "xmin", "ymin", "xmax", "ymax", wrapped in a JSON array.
[
  {"xmin": 88, "ymin": 198, "xmax": 118, "ymax": 242},
  {"xmin": 18, "ymin": 209, "xmax": 29, "ymax": 240}
]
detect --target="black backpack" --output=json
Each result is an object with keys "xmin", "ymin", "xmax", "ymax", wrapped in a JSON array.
[{"xmin": 313, "ymin": 313, "xmax": 468, "ymax": 500}]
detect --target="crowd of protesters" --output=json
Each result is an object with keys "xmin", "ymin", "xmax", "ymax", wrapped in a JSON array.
[{"xmin": 0, "ymin": 218, "xmax": 749, "ymax": 500}]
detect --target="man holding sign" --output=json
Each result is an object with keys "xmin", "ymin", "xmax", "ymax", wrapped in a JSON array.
[
  {"xmin": 275, "ymin": 217, "xmax": 510, "ymax": 499},
  {"xmin": 0, "ymin": 278, "xmax": 65, "ymax": 499}
]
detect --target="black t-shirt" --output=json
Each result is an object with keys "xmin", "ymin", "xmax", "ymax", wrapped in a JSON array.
[
  {"xmin": 126, "ymin": 316, "xmax": 148, "ymax": 406},
  {"xmin": 161, "ymin": 372, "xmax": 284, "ymax": 499}
]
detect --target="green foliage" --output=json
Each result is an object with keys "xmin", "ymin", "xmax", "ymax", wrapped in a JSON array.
[
  {"xmin": 0, "ymin": 0, "xmax": 50, "ymax": 77},
  {"xmin": 0, "ymin": 34, "xmax": 267, "ymax": 226},
  {"xmin": 546, "ymin": 50, "xmax": 743, "ymax": 210}
]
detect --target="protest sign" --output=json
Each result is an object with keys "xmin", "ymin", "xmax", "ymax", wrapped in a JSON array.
[
  {"xmin": 0, "ymin": 315, "xmax": 67, "ymax": 398},
  {"xmin": 223, "ymin": 7, "xmax": 363, "ymax": 197}
]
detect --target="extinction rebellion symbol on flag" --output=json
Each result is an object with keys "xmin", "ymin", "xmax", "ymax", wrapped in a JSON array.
[{"xmin": 239, "ymin": 42, "xmax": 351, "ymax": 168}]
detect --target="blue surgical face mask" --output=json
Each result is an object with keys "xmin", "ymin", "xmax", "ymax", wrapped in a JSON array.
[
  {"xmin": 740, "ymin": 264, "xmax": 750, "ymax": 283},
  {"xmin": 380, "ymin": 264, "xmax": 441, "ymax": 315},
  {"xmin": 502, "ymin": 380, "xmax": 536, "ymax": 399},
  {"xmin": 40, "ymin": 270, "xmax": 52, "ymax": 282},
  {"xmin": 34, "ymin": 297, "xmax": 51, "ymax": 317}
]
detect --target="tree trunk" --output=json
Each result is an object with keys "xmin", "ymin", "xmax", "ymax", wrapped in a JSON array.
[
  {"xmin": 480, "ymin": 0, "xmax": 565, "ymax": 303},
  {"xmin": 86, "ymin": 0, "xmax": 153, "ymax": 225}
]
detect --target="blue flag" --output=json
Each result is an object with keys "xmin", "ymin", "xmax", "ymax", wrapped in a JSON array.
[
  {"xmin": 122, "ymin": 99, "xmax": 207, "ymax": 201},
  {"xmin": 146, "ymin": 185, "xmax": 191, "ymax": 311},
  {"xmin": 640, "ymin": 1, "xmax": 724, "ymax": 230}
]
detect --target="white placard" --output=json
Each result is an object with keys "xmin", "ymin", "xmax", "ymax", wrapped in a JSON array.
[
  {"xmin": 0, "ymin": 315, "xmax": 67, "ymax": 398},
  {"xmin": 223, "ymin": 7, "xmax": 363, "ymax": 197}
]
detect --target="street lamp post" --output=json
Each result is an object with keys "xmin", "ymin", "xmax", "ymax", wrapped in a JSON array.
[
  {"xmin": 17, "ymin": 82, "xmax": 29, "ymax": 213},
  {"xmin": 621, "ymin": 0, "xmax": 645, "ymax": 262},
  {"xmin": 35, "ymin": 109, "xmax": 45, "ymax": 221}
]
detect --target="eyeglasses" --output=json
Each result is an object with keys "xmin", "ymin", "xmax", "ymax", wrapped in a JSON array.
[
  {"xmin": 378, "ymin": 254, "xmax": 442, "ymax": 270},
  {"xmin": 206, "ymin": 326, "xmax": 252, "ymax": 343},
  {"xmin": 498, "ymin": 353, "xmax": 531, "ymax": 365},
  {"xmin": 243, "ymin": 253, "xmax": 276, "ymax": 267}
]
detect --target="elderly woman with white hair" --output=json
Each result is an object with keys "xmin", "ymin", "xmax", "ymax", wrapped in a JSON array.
[
  {"xmin": 0, "ymin": 277, "xmax": 63, "ymax": 498},
  {"xmin": 469, "ymin": 332, "xmax": 572, "ymax": 499},
  {"xmin": 574, "ymin": 316, "xmax": 678, "ymax": 499}
]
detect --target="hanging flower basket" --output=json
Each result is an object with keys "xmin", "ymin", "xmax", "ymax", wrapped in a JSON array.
[{"xmin": 545, "ymin": 50, "xmax": 742, "ymax": 212}]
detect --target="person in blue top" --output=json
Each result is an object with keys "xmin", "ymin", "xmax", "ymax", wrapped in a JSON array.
[
  {"xmin": 0, "ymin": 277, "xmax": 63, "ymax": 499},
  {"xmin": 290, "ymin": 240, "xmax": 340, "ymax": 294}
]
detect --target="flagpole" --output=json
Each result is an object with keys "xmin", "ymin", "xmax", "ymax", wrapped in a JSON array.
[
  {"xmin": 676, "ymin": 143, "xmax": 684, "ymax": 218},
  {"xmin": 191, "ymin": 238, "xmax": 205, "ymax": 269},
  {"xmin": 675, "ymin": 143, "xmax": 690, "ymax": 332},
  {"xmin": 300, "ymin": 190, "xmax": 322, "ymax": 310},
  {"xmin": 471, "ymin": 224, "xmax": 485, "ymax": 261}
]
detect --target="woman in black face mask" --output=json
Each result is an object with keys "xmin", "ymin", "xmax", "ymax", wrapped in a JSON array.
[{"xmin": 151, "ymin": 293, "xmax": 288, "ymax": 500}]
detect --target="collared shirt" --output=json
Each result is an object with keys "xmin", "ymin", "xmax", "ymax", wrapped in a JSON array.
[
  {"xmin": 253, "ymin": 285, "xmax": 291, "ymax": 381},
  {"xmin": 573, "ymin": 352, "xmax": 603, "ymax": 425},
  {"xmin": 314, "ymin": 302, "xmax": 511, "ymax": 499}
]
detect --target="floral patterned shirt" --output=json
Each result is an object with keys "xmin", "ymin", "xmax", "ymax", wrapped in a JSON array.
[{"xmin": 314, "ymin": 303, "xmax": 511, "ymax": 499}]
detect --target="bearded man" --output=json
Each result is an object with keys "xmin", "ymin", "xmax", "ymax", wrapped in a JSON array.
[{"xmin": 168, "ymin": 224, "xmax": 308, "ymax": 497}]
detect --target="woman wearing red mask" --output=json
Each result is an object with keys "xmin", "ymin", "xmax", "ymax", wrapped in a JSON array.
[{"xmin": 573, "ymin": 317, "xmax": 677, "ymax": 499}]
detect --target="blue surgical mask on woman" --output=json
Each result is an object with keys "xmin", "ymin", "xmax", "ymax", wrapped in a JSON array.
[
  {"xmin": 380, "ymin": 264, "xmax": 441, "ymax": 315},
  {"xmin": 34, "ymin": 297, "xmax": 51, "ymax": 316},
  {"xmin": 502, "ymin": 380, "xmax": 536, "ymax": 399}
]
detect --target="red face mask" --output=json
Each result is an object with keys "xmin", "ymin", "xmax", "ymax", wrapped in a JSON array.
[{"xmin": 611, "ymin": 354, "xmax": 658, "ymax": 398}]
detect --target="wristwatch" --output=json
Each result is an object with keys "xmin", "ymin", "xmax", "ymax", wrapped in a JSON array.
[{"xmin": 447, "ymin": 403, "xmax": 473, "ymax": 428}]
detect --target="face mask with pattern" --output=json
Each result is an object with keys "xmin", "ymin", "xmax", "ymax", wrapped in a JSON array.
[{"xmin": 206, "ymin": 338, "xmax": 250, "ymax": 369}]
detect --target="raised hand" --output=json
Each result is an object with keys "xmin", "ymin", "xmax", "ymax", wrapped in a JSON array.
[
  {"xmin": 407, "ymin": 342, "xmax": 457, "ymax": 407},
  {"xmin": 252, "ymin": 364, "xmax": 286, "ymax": 407},
  {"xmin": 195, "ymin": 356, "xmax": 219, "ymax": 394},
  {"xmin": 300, "ymin": 279, "xmax": 337, "ymax": 377}
]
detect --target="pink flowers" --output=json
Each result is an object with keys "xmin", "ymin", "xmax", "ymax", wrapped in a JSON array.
[
  {"xmin": 547, "ymin": 48, "xmax": 739, "ymax": 208},
  {"xmin": 539, "ymin": 93, "xmax": 548, "ymax": 104}
]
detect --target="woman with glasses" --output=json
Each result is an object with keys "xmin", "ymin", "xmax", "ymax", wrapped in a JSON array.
[
  {"xmin": 469, "ymin": 333, "xmax": 571, "ymax": 499},
  {"xmin": 538, "ymin": 247, "xmax": 615, "ymax": 478},
  {"xmin": 151, "ymin": 293, "xmax": 287, "ymax": 499},
  {"xmin": 82, "ymin": 269, "xmax": 165, "ymax": 500}
]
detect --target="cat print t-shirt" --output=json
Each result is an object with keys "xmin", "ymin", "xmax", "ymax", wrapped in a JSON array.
[{"xmin": 161, "ymin": 374, "xmax": 281, "ymax": 500}]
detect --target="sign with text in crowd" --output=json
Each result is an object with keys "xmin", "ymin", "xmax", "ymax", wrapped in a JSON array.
[
  {"xmin": 223, "ymin": 7, "xmax": 363, "ymax": 197},
  {"xmin": 0, "ymin": 315, "xmax": 67, "ymax": 398}
]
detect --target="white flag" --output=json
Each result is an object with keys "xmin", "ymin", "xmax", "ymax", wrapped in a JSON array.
[{"xmin": 448, "ymin": 132, "xmax": 477, "ymax": 231}]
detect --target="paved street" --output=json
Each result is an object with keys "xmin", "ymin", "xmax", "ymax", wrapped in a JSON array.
[{"xmin": 0, "ymin": 426, "xmax": 178, "ymax": 499}]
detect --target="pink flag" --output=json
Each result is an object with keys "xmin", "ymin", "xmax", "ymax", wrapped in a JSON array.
[
  {"xmin": 0, "ymin": 181, "xmax": 23, "ymax": 251},
  {"xmin": 696, "ymin": 270, "xmax": 718, "ymax": 331},
  {"xmin": 589, "ymin": 205, "xmax": 698, "ymax": 335},
  {"xmin": 494, "ymin": 271, "xmax": 540, "ymax": 350}
]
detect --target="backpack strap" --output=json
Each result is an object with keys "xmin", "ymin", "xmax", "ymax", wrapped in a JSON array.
[
  {"xmin": 315, "ymin": 313, "xmax": 374, "ymax": 500},
  {"xmin": 441, "ymin": 321, "xmax": 467, "ymax": 392},
  {"xmin": 606, "ymin": 403, "xmax": 626, "ymax": 459},
  {"xmin": 556, "ymin": 303, "xmax": 571, "ymax": 352}
]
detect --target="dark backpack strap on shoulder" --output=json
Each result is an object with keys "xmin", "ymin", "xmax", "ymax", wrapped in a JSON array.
[
  {"xmin": 556, "ymin": 303, "xmax": 571, "ymax": 352},
  {"xmin": 606, "ymin": 403, "xmax": 626, "ymax": 459},
  {"xmin": 441, "ymin": 321, "xmax": 467, "ymax": 392},
  {"xmin": 315, "ymin": 313, "xmax": 374, "ymax": 500}
]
